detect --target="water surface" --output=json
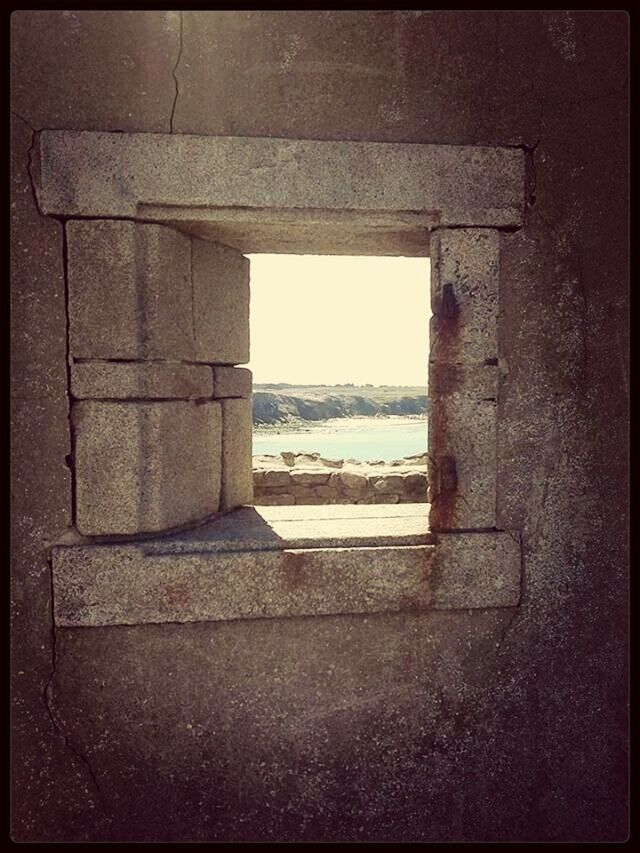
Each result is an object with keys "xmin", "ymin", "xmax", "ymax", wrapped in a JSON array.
[{"xmin": 253, "ymin": 416, "xmax": 428, "ymax": 462}]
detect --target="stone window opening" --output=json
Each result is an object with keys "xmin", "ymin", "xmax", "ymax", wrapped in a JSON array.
[
  {"xmin": 248, "ymin": 252, "xmax": 430, "ymax": 509},
  {"xmin": 38, "ymin": 130, "xmax": 525, "ymax": 626}
]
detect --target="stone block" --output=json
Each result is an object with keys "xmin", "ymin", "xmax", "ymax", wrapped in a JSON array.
[
  {"xmin": 71, "ymin": 362, "xmax": 213, "ymax": 400},
  {"xmin": 290, "ymin": 470, "xmax": 332, "ymax": 487},
  {"xmin": 314, "ymin": 486, "xmax": 334, "ymax": 499},
  {"xmin": 51, "ymin": 539, "xmax": 434, "ymax": 626},
  {"xmin": 192, "ymin": 241, "xmax": 250, "ymax": 364},
  {"xmin": 66, "ymin": 220, "xmax": 194, "ymax": 360},
  {"xmin": 428, "ymin": 362, "xmax": 499, "ymax": 530},
  {"xmin": 332, "ymin": 470, "xmax": 368, "ymax": 492},
  {"xmin": 430, "ymin": 532, "xmax": 521, "ymax": 609},
  {"xmin": 404, "ymin": 472, "xmax": 428, "ymax": 492},
  {"xmin": 262, "ymin": 470, "xmax": 291, "ymax": 488},
  {"xmin": 73, "ymin": 400, "xmax": 221, "ymax": 536},
  {"xmin": 256, "ymin": 494, "xmax": 295, "ymax": 506},
  {"xmin": 430, "ymin": 229, "xmax": 500, "ymax": 365},
  {"xmin": 221, "ymin": 398, "xmax": 253, "ymax": 511},
  {"xmin": 38, "ymin": 131, "xmax": 525, "ymax": 229},
  {"xmin": 213, "ymin": 366, "xmax": 252, "ymax": 398},
  {"xmin": 428, "ymin": 393, "xmax": 497, "ymax": 530},
  {"xmin": 373, "ymin": 475, "xmax": 406, "ymax": 493}
]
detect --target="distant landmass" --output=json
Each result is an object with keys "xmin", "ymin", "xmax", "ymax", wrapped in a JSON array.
[{"xmin": 253, "ymin": 384, "xmax": 428, "ymax": 425}]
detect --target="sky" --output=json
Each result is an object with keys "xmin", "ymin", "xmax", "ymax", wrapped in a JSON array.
[{"xmin": 247, "ymin": 254, "xmax": 430, "ymax": 386}]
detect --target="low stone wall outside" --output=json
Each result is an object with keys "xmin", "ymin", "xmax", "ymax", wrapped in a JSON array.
[{"xmin": 253, "ymin": 452, "xmax": 428, "ymax": 506}]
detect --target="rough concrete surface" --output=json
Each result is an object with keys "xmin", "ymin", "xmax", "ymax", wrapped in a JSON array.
[
  {"xmin": 11, "ymin": 9, "xmax": 628, "ymax": 844},
  {"xmin": 11, "ymin": 10, "xmax": 179, "ymax": 132}
]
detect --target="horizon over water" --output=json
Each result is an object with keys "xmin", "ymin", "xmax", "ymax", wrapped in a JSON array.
[{"xmin": 253, "ymin": 416, "xmax": 428, "ymax": 462}]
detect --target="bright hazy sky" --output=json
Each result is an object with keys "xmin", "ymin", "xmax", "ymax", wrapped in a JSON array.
[{"xmin": 247, "ymin": 254, "xmax": 430, "ymax": 386}]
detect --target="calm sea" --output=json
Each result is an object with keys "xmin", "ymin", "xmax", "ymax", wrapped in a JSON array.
[{"xmin": 252, "ymin": 416, "xmax": 428, "ymax": 462}]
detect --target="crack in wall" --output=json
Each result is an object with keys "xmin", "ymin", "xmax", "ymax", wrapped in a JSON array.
[
  {"xmin": 44, "ymin": 557, "xmax": 108, "ymax": 820},
  {"xmin": 169, "ymin": 11, "xmax": 184, "ymax": 133},
  {"xmin": 12, "ymin": 115, "xmax": 107, "ymax": 821},
  {"xmin": 11, "ymin": 112, "xmax": 45, "ymax": 219}
]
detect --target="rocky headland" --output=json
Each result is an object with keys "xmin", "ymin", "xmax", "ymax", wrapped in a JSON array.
[{"xmin": 253, "ymin": 384, "xmax": 427, "ymax": 425}]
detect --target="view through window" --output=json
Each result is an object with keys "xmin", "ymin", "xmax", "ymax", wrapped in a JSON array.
[{"xmin": 248, "ymin": 255, "xmax": 431, "ymax": 507}]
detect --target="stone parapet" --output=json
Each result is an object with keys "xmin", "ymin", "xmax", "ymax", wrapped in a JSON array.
[{"xmin": 253, "ymin": 452, "xmax": 428, "ymax": 506}]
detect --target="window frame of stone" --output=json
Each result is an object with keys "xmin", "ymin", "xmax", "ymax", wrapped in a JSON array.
[{"xmin": 38, "ymin": 130, "xmax": 525, "ymax": 625}]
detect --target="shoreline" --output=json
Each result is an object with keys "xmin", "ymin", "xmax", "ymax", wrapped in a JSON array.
[{"xmin": 253, "ymin": 413, "xmax": 428, "ymax": 435}]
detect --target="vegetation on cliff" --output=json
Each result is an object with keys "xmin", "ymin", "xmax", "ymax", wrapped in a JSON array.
[{"xmin": 253, "ymin": 384, "xmax": 428, "ymax": 425}]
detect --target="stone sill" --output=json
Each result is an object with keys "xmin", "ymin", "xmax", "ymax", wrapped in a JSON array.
[{"xmin": 51, "ymin": 505, "xmax": 522, "ymax": 628}]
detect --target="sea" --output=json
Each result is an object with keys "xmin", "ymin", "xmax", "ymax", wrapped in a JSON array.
[{"xmin": 252, "ymin": 416, "xmax": 428, "ymax": 462}]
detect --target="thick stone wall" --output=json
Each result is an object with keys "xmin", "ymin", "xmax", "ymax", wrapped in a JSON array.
[
  {"xmin": 253, "ymin": 453, "xmax": 428, "ymax": 505},
  {"xmin": 11, "ymin": 10, "xmax": 628, "ymax": 843}
]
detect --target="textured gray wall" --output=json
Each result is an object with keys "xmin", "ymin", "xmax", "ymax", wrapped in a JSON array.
[{"xmin": 11, "ymin": 10, "xmax": 628, "ymax": 841}]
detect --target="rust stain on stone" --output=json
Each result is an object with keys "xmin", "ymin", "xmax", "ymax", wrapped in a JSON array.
[
  {"xmin": 282, "ymin": 551, "xmax": 310, "ymax": 592},
  {"xmin": 429, "ymin": 279, "xmax": 461, "ymax": 529},
  {"xmin": 163, "ymin": 582, "xmax": 190, "ymax": 606},
  {"xmin": 429, "ymin": 361, "xmax": 464, "ymax": 396},
  {"xmin": 431, "ymin": 280, "xmax": 461, "ymax": 365}
]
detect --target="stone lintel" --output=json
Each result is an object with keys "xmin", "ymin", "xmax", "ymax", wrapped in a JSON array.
[{"xmin": 38, "ymin": 131, "xmax": 525, "ymax": 234}]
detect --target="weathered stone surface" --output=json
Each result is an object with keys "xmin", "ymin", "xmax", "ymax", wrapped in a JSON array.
[
  {"xmin": 52, "ymin": 542, "xmax": 434, "ymax": 626},
  {"xmin": 314, "ymin": 485, "xmax": 334, "ymax": 499},
  {"xmin": 51, "ymin": 509, "xmax": 520, "ymax": 626},
  {"xmin": 262, "ymin": 470, "xmax": 291, "ymax": 488},
  {"xmin": 428, "ymin": 362, "xmax": 499, "ymax": 400},
  {"xmin": 428, "ymin": 391, "xmax": 497, "ymax": 530},
  {"xmin": 255, "ymin": 461, "xmax": 429, "ymax": 507},
  {"xmin": 66, "ymin": 220, "xmax": 194, "ymax": 360},
  {"xmin": 192, "ymin": 241, "xmax": 250, "ymax": 364},
  {"xmin": 290, "ymin": 470, "xmax": 331, "ymax": 486},
  {"xmin": 373, "ymin": 474, "xmax": 405, "ymax": 492},
  {"xmin": 427, "ymin": 363, "xmax": 499, "ymax": 530},
  {"xmin": 221, "ymin": 398, "xmax": 253, "ymax": 511},
  {"xmin": 73, "ymin": 400, "xmax": 221, "ymax": 536},
  {"xmin": 71, "ymin": 362, "xmax": 213, "ymax": 400},
  {"xmin": 430, "ymin": 229, "xmax": 500, "ymax": 365},
  {"xmin": 258, "ymin": 493, "xmax": 295, "ymax": 506},
  {"xmin": 37, "ymin": 131, "xmax": 525, "ymax": 230},
  {"xmin": 213, "ymin": 366, "xmax": 252, "ymax": 398},
  {"xmin": 430, "ymin": 531, "xmax": 521, "ymax": 609},
  {"xmin": 333, "ymin": 470, "xmax": 367, "ymax": 491},
  {"xmin": 404, "ymin": 472, "xmax": 428, "ymax": 491}
]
